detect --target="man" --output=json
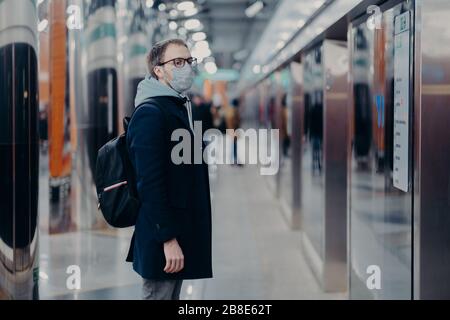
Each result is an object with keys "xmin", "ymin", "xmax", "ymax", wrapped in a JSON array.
[
  {"xmin": 191, "ymin": 93, "xmax": 213, "ymax": 137},
  {"xmin": 227, "ymin": 98, "xmax": 242, "ymax": 166},
  {"xmin": 126, "ymin": 39, "xmax": 213, "ymax": 300}
]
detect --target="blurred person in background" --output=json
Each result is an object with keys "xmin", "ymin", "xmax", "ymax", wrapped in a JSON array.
[
  {"xmin": 211, "ymin": 93, "xmax": 227, "ymax": 134},
  {"xmin": 191, "ymin": 93, "xmax": 213, "ymax": 138},
  {"xmin": 281, "ymin": 93, "xmax": 290, "ymax": 157},
  {"xmin": 226, "ymin": 98, "xmax": 242, "ymax": 166}
]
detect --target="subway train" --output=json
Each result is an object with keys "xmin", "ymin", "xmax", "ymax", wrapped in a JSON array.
[{"xmin": 1, "ymin": 0, "xmax": 450, "ymax": 300}]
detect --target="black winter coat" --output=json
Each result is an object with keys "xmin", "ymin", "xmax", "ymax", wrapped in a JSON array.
[{"xmin": 126, "ymin": 95, "xmax": 213, "ymax": 280}]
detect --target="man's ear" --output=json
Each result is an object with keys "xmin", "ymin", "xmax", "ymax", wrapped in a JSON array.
[{"xmin": 153, "ymin": 65, "xmax": 163, "ymax": 80}]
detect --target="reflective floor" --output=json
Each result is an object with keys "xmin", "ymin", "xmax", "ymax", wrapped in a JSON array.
[{"xmin": 37, "ymin": 142, "xmax": 343, "ymax": 300}]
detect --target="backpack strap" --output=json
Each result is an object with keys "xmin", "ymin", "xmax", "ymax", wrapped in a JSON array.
[{"xmin": 123, "ymin": 98, "xmax": 170, "ymax": 134}]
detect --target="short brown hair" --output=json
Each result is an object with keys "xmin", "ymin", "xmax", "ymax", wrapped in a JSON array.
[{"xmin": 147, "ymin": 39, "xmax": 188, "ymax": 79}]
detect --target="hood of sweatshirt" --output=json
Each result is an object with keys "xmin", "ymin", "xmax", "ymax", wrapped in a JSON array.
[
  {"xmin": 134, "ymin": 74, "xmax": 194, "ymax": 131},
  {"xmin": 134, "ymin": 74, "xmax": 183, "ymax": 107}
]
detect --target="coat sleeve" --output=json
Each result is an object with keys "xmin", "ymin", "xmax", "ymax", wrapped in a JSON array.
[{"xmin": 127, "ymin": 104, "xmax": 178, "ymax": 243}]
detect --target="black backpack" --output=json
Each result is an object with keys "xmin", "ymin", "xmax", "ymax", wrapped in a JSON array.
[{"xmin": 95, "ymin": 99, "xmax": 166, "ymax": 228}]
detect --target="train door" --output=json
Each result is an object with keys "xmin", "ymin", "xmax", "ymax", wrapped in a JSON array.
[
  {"xmin": 301, "ymin": 40, "xmax": 348, "ymax": 292},
  {"xmin": 348, "ymin": 1, "xmax": 414, "ymax": 299}
]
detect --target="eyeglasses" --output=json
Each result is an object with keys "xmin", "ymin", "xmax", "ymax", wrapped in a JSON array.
[{"xmin": 158, "ymin": 57, "xmax": 198, "ymax": 68}]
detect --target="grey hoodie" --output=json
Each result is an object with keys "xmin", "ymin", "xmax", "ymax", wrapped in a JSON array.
[{"xmin": 134, "ymin": 74, "xmax": 193, "ymax": 131}]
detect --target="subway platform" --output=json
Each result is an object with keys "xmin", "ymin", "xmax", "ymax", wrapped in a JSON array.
[
  {"xmin": 37, "ymin": 152, "xmax": 343, "ymax": 300},
  {"xmin": 4, "ymin": 0, "xmax": 450, "ymax": 302}
]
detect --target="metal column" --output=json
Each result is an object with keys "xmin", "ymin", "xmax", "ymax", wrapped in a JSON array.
[
  {"xmin": 290, "ymin": 61, "xmax": 303, "ymax": 229},
  {"xmin": 301, "ymin": 40, "xmax": 348, "ymax": 292},
  {"xmin": 0, "ymin": 0, "xmax": 39, "ymax": 299},
  {"xmin": 414, "ymin": 0, "xmax": 450, "ymax": 299}
]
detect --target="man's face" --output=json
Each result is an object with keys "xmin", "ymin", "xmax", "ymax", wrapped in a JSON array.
[{"xmin": 154, "ymin": 44, "xmax": 192, "ymax": 85}]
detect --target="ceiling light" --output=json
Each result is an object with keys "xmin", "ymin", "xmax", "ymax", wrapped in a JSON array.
[
  {"xmin": 195, "ymin": 40, "xmax": 209, "ymax": 50},
  {"xmin": 252, "ymin": 65, "xmax": 261, "ymax": 74},
  {"xmin": 146, "ymin": 0, "xmax": 154, "ymax": 8},
  {"xmin": 177, "ymin": 27, "xmax": 187, "ymax": 35},
  {"xmin": 184, "ymin": 19, "xmax": 201, "ymax": 30},
  {"xmin": 276, "ymin": 40, "xmax": 285, "ymax": 50},
  {"xmin": 192, "ymin": 46, "xmax": 211, "ymax": 59},
  {"xmin": 280, "ymin": 32, "xmax": 290, "ymax": 41},
  {"xmin": 158, "ymin": 3, "xmax": 166, "ymax": 11},
  {"xmin": 170, "ymin": 9, "xmax": 178, "ymax": 18},
  {"xmin": 297, "ymin": 19, "xmax": 305, "ymax": 28},
  {"xmin": 205, "ymin": 61, "xmax": 218, "ymax": 74},
  {"xmin": 245, "ymin": 1, "xmax": 264, "ymax": 18},
  {"xmin": 169, "ymin": 21, "xmax": 178, "ymax": 30},
  {"xmin": 203, "ymin": 48, "xmax": 212, "ymax": 57},
  {"xmin": 184, "ymin": 7, "xmax": 198, "ymax": 17},
  {"xmin": 177, "ymin": 1, "xmax": 195, "ymax": 11},
  {"xmin": 192, "ymin": 32, "xmax": 206, "ymax": 41}
]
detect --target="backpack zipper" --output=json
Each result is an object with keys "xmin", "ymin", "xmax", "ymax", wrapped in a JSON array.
[{"xmin": 103, "ymin": 181, "xmax": 128, "ymax": 192}]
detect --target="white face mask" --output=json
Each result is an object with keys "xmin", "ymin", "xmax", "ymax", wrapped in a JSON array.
[{"xmin": 165, "ymin": 63, "xmax": 195, "ymax": 93}]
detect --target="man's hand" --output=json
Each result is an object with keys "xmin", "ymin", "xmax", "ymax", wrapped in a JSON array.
[{"xmin": 163, "ymin": 238, "xmax": 184, "ymax": 273}]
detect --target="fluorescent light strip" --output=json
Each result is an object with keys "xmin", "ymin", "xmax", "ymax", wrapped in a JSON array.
[{"xmin": 245, "ymin": 1, "xmax": 264, "ymax": 18}]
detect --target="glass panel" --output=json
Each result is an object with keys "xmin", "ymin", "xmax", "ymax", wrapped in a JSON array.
[
  {"xmin": 279, "ymin": 68, "xmax": 293, "ymax": 209},
  {"xmin": 349, "ymin": 2, "xmax": 413, "ymax": 299},
  {"xmin": 302, "ymin": 45, "xmax": 325, "ymax": 259}
]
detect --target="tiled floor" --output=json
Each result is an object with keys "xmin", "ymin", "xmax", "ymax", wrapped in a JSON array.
[{"xmin": 39, "ymin": 161, "xmax": 344, "ymax": 300}]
